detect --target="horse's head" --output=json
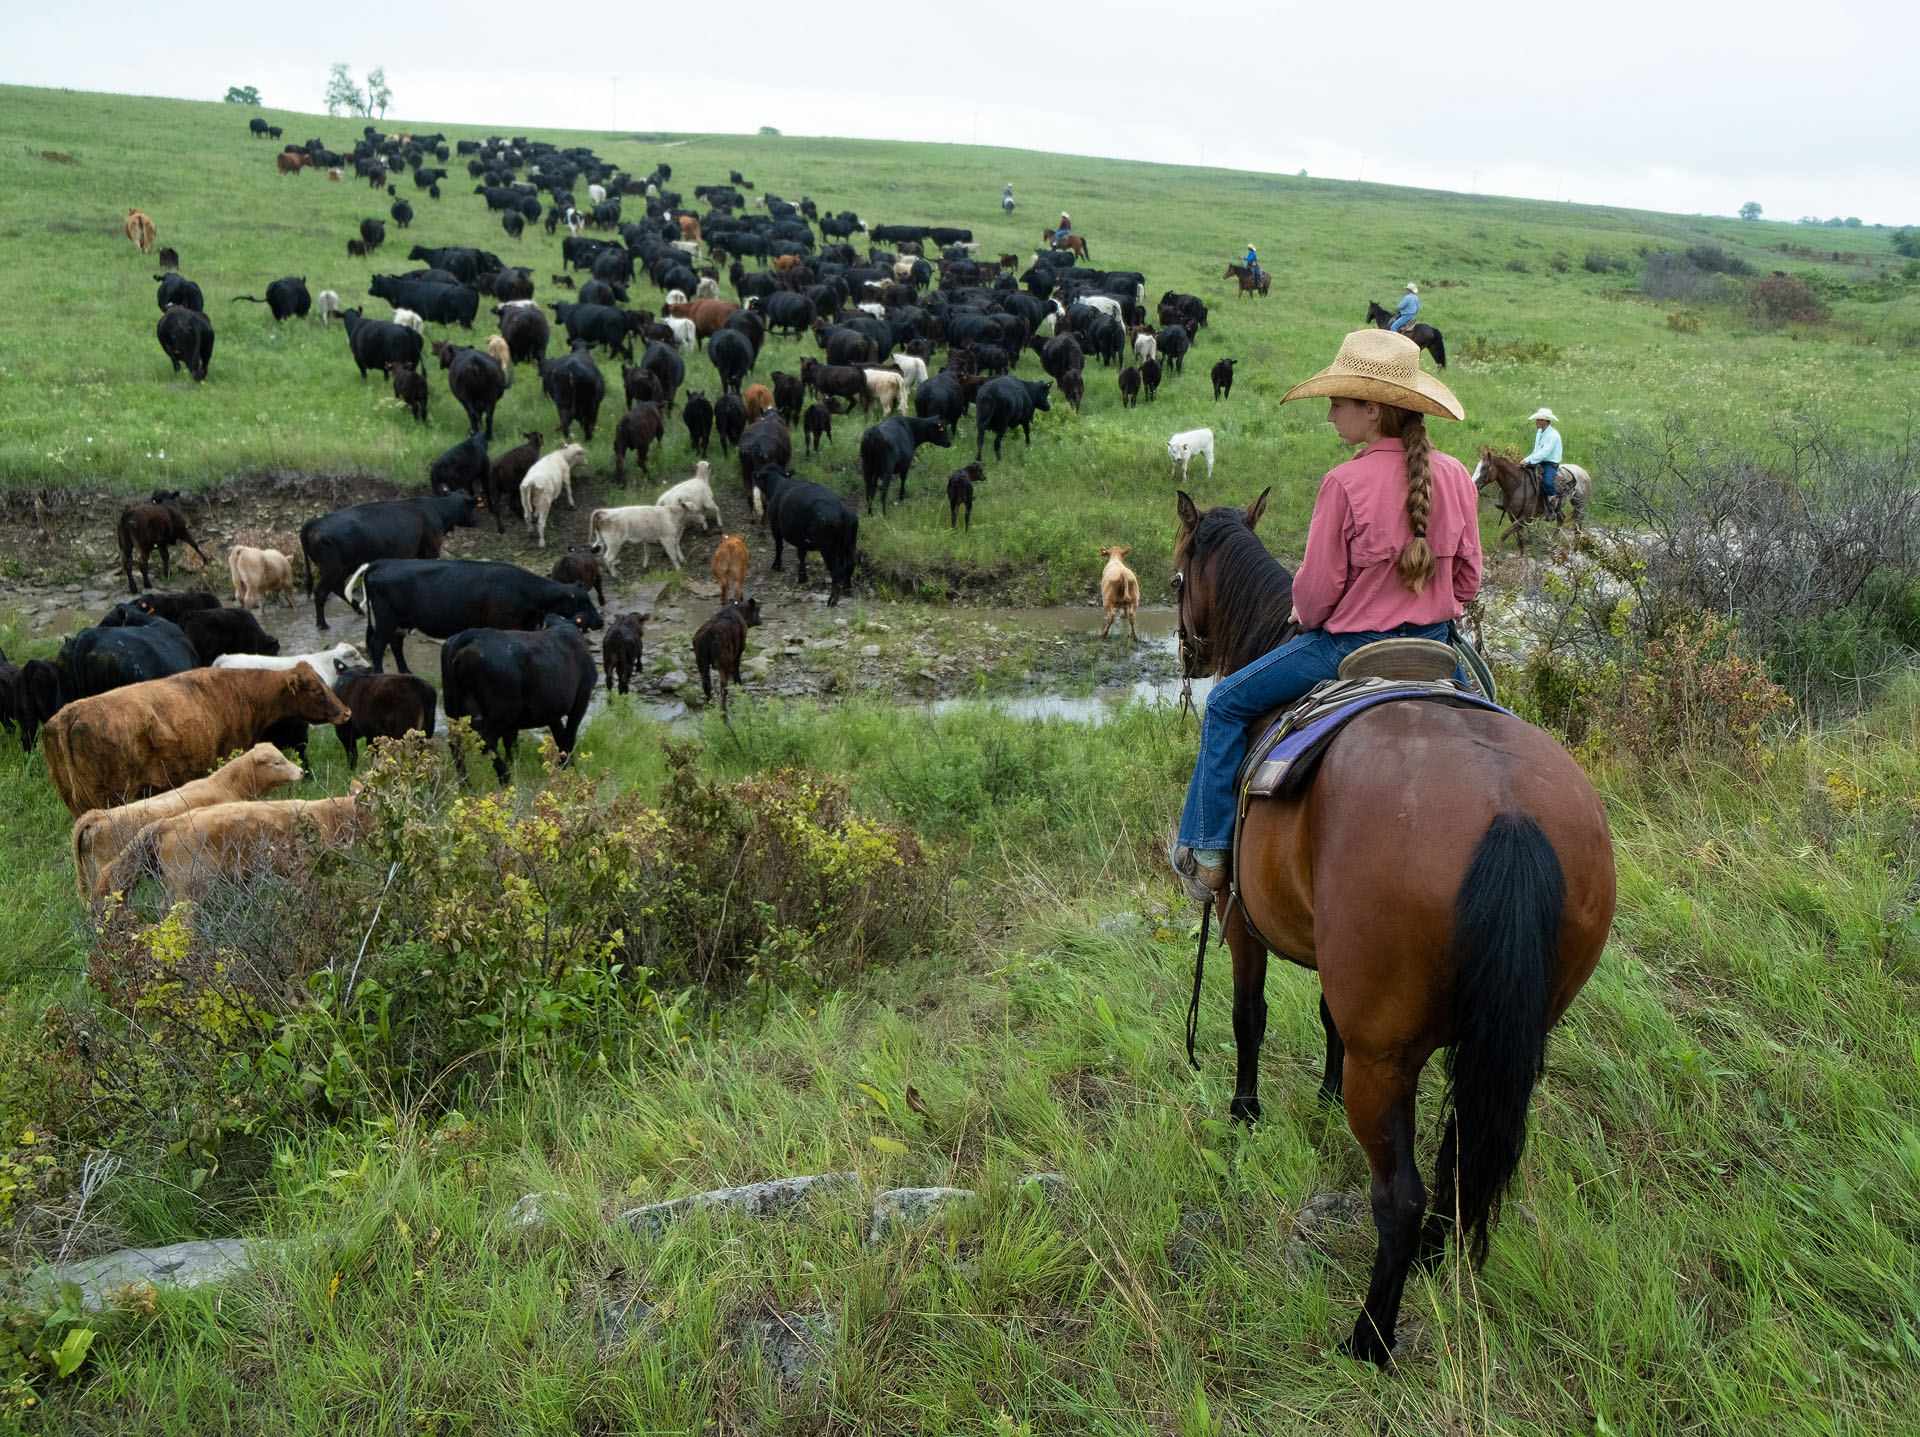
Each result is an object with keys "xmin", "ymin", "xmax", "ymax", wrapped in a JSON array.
[
  {"xmin": 1174, "ymin": 487, "xmax": 1284, "ymax": 679},
  {"xmin": 1365, "ymin": 300, "xmax": 1389, "ymax": 324}
]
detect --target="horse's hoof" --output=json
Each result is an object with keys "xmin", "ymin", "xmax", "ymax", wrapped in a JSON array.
[{"xmin": 1229, "ymin": 1094, "xmax": 1261, "ymax": 1124}]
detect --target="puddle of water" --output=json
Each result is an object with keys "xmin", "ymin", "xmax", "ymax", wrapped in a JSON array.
[{"xmin": 933, "ymin": 674, "xmax": 1213, "ymax": 725}]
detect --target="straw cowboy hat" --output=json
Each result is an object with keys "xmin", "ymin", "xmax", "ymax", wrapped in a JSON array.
[
  {"xmin": 1281, "ymin": 329, "xmax": 1464, "ymax": 421},
  {"xmin": 1530, "ymin": 407, "xmax": 1558, "ymax": 422},
  {"xmin": 1405, "ymin": 282, "xmax": 1418, "ymax": 293}
]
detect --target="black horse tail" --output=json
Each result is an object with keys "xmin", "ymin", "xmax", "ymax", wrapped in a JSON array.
[
  {"xmin": 231, "ymin": 295, "xmax": 268, "ymax": 304},
  {"xmin": 1429, "ymin": 327, "xmax": 1447, "ymax": 369},
  {"xmin": 1444, "ymin": 811, "xmax": 1563, "ymax": 1267},
  {"xmin": 1081, "ymin": 237, "xmax": 1091, "ymax": 262}
]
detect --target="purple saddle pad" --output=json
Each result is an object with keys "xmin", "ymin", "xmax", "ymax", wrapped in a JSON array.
[{"xmin": 1240, "ymin": 680, "xmax": 1514, "ymax": 802}]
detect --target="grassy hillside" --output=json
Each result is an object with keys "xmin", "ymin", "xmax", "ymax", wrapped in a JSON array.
[{"xmin": 2, "ymin": 85, "xmax": 1917, "ymax": 594}]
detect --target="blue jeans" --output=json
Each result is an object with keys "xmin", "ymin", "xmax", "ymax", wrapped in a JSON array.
[
  {"xmin": 1539, "ymin": 461, "xmax": 1559, "ymax": 499},
  {"xmin": 1388, "ymin": 314, "xmax": 1413, "ymax": 333},
  {"xmin": 1175, "ymin": 623, "xmax": 1452, "ymax": 851}
]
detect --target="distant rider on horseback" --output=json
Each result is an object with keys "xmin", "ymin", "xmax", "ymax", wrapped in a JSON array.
[
  {"xmin": 1244, "ymin": 243, "xmax": 1262, "ymax": 287},
  {"xmin": 1525, "ymin": 407, "xmax": 1562, "ymax": 503},
  {"xmin": 1003, "ymin": 183, "xmax": 1015, "ymax": 214},
  {"xmin": 1388, "ymin": 282, "xmax": 1419, "ymax": 333},
  {"xmin": 1057, "ymin": 211, "xmax": 1071, "ymax": 241},
  {"xmin": 1170, "ymin": 330, "xmax": 1481, "ymax": 900}
]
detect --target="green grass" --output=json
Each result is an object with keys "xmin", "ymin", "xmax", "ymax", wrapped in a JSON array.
[
  {"xmin": 3, "ymin": 86, "xmax": 1919, "ymax": 595},
  {"xmin": 6, "ymin": 683, "xmax": 1915, "ymax": 1433}
]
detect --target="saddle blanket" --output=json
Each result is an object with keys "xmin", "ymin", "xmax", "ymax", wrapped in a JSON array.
[{"xmin": 1237, "ymin": 676, "xmax": 1513, "ymax": 804}]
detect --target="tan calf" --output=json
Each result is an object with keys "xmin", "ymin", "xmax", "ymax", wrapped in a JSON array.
[
  {"xmin": 227, "ymin": 544, "xmax": 295, "ymax": 614},
  {"xmin": 711, "ymin": 534, "xmax": 749, "ymax": 604},
  {"xmin": 1099, "ymin": 545, "xmax": 1140, "ymax": 642},
  {"xmin": 99, "ymin": 797, "xmax": 360, "ymax": 907}
]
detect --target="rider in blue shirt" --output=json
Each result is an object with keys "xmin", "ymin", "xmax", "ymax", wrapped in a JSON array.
[
  {"xmin": 1525, "ymin": 407, "xmax": 1563, "ymax": 500},
  {"xmin": 1245, "ymin": 243, "xmax": 1261, "ymax": 284},
  {"xmin": 1389, "ymin": 283, "xmax": 1419, "ymax": 332}
]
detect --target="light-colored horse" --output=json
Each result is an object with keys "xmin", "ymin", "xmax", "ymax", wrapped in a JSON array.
[{"xmin": 1472, "ymin": 449, "xmax": 1591, "ymax": 550}]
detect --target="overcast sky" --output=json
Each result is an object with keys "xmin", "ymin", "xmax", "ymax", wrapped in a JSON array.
[{"xmin": 7, "ymin": 0, "xmax": 1913, "ymax": 225}]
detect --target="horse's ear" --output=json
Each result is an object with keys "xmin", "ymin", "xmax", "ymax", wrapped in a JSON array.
[
  {"xmin": 1176, "ymin": 491, "xmax": 1200, "ymax": 530},
  {"xmin": 1243, "ymin": 487, "xmax": 1271, "ymax": 531}
]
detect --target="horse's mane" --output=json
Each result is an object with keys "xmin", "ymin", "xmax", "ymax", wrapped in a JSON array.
[{"xmin": 1192, "ymin": 506, "xmax": 1296, "ymax": 676}]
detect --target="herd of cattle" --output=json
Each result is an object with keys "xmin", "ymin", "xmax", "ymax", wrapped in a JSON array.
[{"xmin": 33, "ymin": 121, "xmax": 1243, "ymax": 903}]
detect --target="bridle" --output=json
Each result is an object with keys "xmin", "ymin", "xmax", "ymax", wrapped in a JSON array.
[{"xmin": 1172, "ymin": 563, "xmax": 1211, "ymax": 718}]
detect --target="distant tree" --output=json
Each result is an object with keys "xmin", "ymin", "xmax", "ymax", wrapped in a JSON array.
[
  {"xmin": 1739, "ymin": 201, "xmax": 1762, "ymax": 221},
  {"xmin": 1843, "ymin": 216, "xmax": 1862, "ymax": 228},
  {"xmin": 366, "ymin": 67, "xmax": 392, "ymax": 121},
  {"xmin": 223, "ymin": 85, "xmax": 262, "ymax": 106},
  {"xmin": 758, "ymin": 125, "xmax": 781, "ymax": 136},
  {"xmin": 325, "ymin": 62, "xmax": 366, "ymax": 118},
  {"xmin": 1798, "ymin": 216, "xmax": 1822, "ymax": 226},
  {"xmin": 1891, "ymin": 229, "xmax": 1920, "ymax": 259},
  {"xmin": 1824, "ymin": 216, "xmax": 1846, "ymax": 228}
]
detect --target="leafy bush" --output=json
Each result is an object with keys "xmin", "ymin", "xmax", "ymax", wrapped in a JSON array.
[
  {"xmin": 1507, "ymin": 258, "xmax": 1528, "ymax": 273},
  {"xmin": 1666, "ymin": 311, "xmax": 1703, "ymax": 332},
  {"xmin": 1893, "ymin": 229, "xmax": 1920, "ymax": 260},
  {"xmin": 1642, "ymin": 250, "xmax": 1731, "ymax": 303},
  {"xmin": 1584, "ymin": 249, "xmax": 1632, "ymax": 274},
  {"xmin": 1459, "ymin": 335, "xmax": 1562, "ymax": 365},
  {"xmin": 1749, "ymin": 271, "xmax": 1829, "ymax": 325},
  {"xmin": 1685, "ymin": 244, "xmax": 1754, "ymax": 275},
  {"xmin": 1548, "ymin": 252, "xmax": 1570, "ymax": 274}
]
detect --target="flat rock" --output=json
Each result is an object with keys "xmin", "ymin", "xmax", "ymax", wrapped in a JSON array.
[
  {"xmin": 682, "ymin": 579, "xmax": 722, "ymax": 599},
  {"xmin": 867, "ymin": 1186, "xmax": 975, "ymax": 1243},
  {"xmin": 618, "ymin": 1171, "xmax": 855, "ymax": 1237},
  {"xmin": 657, "ymin": 670, "xmax": 688, "ymax": 692},
  {"xmin": 1019, "ymin": 1172, "xmax": 1068, "ymax": 1198},
  {"xmin": 36, "ymin": 1238, "xmax": 273, "ymax": 1310},
  {"xmin": 859, "ymin": 644, "xmax": 880, "ymax": 658},
  {"xmin": 740, "ymin": 1309, "xmax": 835, "ymax": 1386},
  {"xmin": 506, "ymin": 1190, "xmax": 568, "ymax": 1231},
  {"xmin": 1285, "ymin": 1192, "xmax": 1368, "ymax": 1271},
  {"xmin": 595, "ymin": 1293, "xmax": 656, "ymax": 1355}
]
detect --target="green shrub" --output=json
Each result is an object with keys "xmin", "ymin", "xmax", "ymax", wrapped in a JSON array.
[{"xmin": 1749, "ymin": 271, "xmax": 1829, "ymax": 325}]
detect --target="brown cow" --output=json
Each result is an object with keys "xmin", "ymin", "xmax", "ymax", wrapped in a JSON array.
[
  {"xmin": 676, "ymin": 214, "xmax": 702, "ymax": 243},
  {"xmin": 71, "ymin": 742, "xmax": 304, "ymax": 901},
  {"xmin": 227, "ymin": 544, "xmax": 296, "ymax": 614},
  {"xmin": 710, "ymin": 534, "xmax": 748, "ymax": 604},
  {"xmin": 275, "ymin": 151, "xmax": 310, "ymax": 176},
  {"xmin": 124, "ymin": 209, "xmax": 156, "ymax": 252},
  {"xmin": 42, "ymin": 665, "xmax": 351, "ymax": 817},
  {"xmin": 120, "ymin": 490, "xmax": 207, "ymax": 594},
  {"xmin": 691, "ymin": 598, "xmax": 762, "ymax": 715},
  {"xmin": 741, "ymin": 383, "xmax": 774, "ymax": 424},
  {"xmin": 98, "ymin": 796, "xmax": 359, "ymax": 907},
  {"xmin": 665, "ymin": 298, "xmax": 740, "ymax": 339}
]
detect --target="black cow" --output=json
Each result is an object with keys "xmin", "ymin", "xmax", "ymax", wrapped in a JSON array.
[
  {"xmin": 390, "ymin": 198, "xmax": 414, "ymax": 228},
  {"xmin": 489, "ymin": 267, "xmax": 535, "ymax": 302},
  {"xmin": 441, "ymin": 615, "xmax": 598, "ymax": 780},
  {"xmin": 407, "ymin": 244, "xmax": 486, "ymax": 284},
  {"xmin": 692, "ymin": 599, "xmax": 762, "ymax": 715},
  {"xmin": 502, "ymin": 211, "xmax": 525, "ymax": 240},
  {"xmin": 757, "ymin": 292, "xmax": 816, "ymax": 338},
  {"xmin": 858, "ymin": 415, "xmax": 951, "ymax": 515},
  {"xmin": 13, "ymin": 660, "xmax": 61, "ymax": 750},
  {"xmin": 386, "ymin": 361, "xmax": 429, "ymax": 422},
  {"xmin": 1211, "ymin": 357, "xmax": 1236, "ymax": 400},
  {"xmin": 683, "ymin": 392, "xmax": 714, "ymax": 457},
  {"xmin": 1155, "ymin": 324, "xmax": 1191, "ymax": 375},
  {"xmin": 340, "ymin": 307, "xmax": 424, "ymax": 378},
  {"xmin": 913, "ymin": 372, "xmax": 969, "ymax": 436},
  {"xmin": 973, "ymin": 377, "xmax": 1052, "ymax": 460},
  {"xmin": 428, "ymin": 431, "xmax": 489, "ymax": 497},
  {"xmin": 156, "ymin": 306, "xmax": 214, "ymax": 382},
  {"xmin": 118, "ymin": 590, "xmax": 219, "ymax": 623},
  {"xmin": 577, "ymin": 278, "xmax": 627, "ymax": 307},
  {"xmin": 155, "ymin": 273, "xmax": 203, "ymax": 313},
  {"xmin": 549, "ymin": 548, "xmax": 607, "ymax": 606},
  {"xmin": 360, "ymin": 217, "xmax": 386, "ymax": 253},
  {"xmin": 539, "ymin": 345, "xmax": 607, "ymax": 441},
  {"xmin": 177, "ymin": 606, "xmax": 280, "ymax": 665},
  {"xmin": 735, "ymin": 415, "xmax": 791, "ymax": 499},
  {"xmin": 771, "ymin": 370, "xmax": 805, "ymax": 425},
  {"xmin": 299, "ymin": 491, "xmax": 480, "ymax": 629},
  {"xmin": 752, "ymin": 466, "xmax": 858, "ymax": 605},
  {"xmin": 485, "ymin": 431, "xmax": 543, "ymax": 533},
  {"xmin": 1140, "ymin": 355, "xmax": 1163, "ymax": 402},
  {"xmin": 706, "ymin": 328, "xmax": 754, "ymax": 395},
  {"xmin": 602, "ymin": 612, "xmax": 646, "ymax": 694},
  {"xmin": 869, "ymin": 225, "xmax": 929, "ymax": 244},
  {"xmin": 231, "ymin": 275, "xmax": 311, "ymax": 321},
  {"xmin": 331, "ymin": 667, "xmax": 438, "ymax": 769},
  {"xmin": 947, "ymin": 460, "xmax": 986, "ymax": 530},
  {"xmin": 551, "ymin": 301, "xmax": 643, "ymax": 362},
  {"xmin": 368, "ymin": 275, "xmax": 480, "ymax": 328},
  {"xmin": 638, "ymin": 339, "xmax": 685, "ymax": 413},
  {"xmin": 349, "ymin": 559, "xmax": 603, "ymax": 673},
  {"xmin": 1119, "ymin": 365, "xmax": 1141, "ymax": 409},
  {"xmin": 55, "ymin": 610, "xmax": 199, "ymax": 703},
  {"xmin": 498, "ymin": 304, "xmax": 550, "ymax": 365},
  {"xmin": 713, "ymin": 393, "xmax": 746, "ymax": 455},
  {"xmin": 436, "ymin": 344, "xmax": 509, "ymax": 436}
]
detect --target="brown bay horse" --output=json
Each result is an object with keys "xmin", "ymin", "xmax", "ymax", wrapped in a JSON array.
[
  {"xmin": 1173, "ymin": 489, "xmax": 1615, "ymax": 1365},
  {"xmin": 1365, "ymin": 301, "xmax": 1447, "ymax": 367},
  {"xmin": 1473, "ymin": 448, "xmax": 1591, "ymax": 550},
  {"xmin": 1043, "ymin": 228, "xmax": 1090, "ymax": 260},
  {"xmin": 1224, "ymin": 263, "xmax": 1270, "ymax": 298}
]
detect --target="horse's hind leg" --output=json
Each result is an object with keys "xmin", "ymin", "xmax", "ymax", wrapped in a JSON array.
[
  {"xmin": 1225, "ymin": 902, "xmax": 1268, "ymax": 1123},
  {"xmin": 1317, "ymin": 995, "xmax": 1345, "ymax": 1107},
  {"xmin": 1415, "ymin": 1113, "xmax": 1459, "ymax": 1271},
  {"xmin": 1343, "ymin": 1062, "xmax": 1426, "ymax": 1366}
]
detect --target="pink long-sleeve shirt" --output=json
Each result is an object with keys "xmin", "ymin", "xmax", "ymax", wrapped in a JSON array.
[{"xmin": 1291, "ymin": 438, "xmax": 1483, "ymax": 633}]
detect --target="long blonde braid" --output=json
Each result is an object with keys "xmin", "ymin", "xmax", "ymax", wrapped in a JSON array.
[{"xmin": 1378, "ymin": 405, "xmax": 1436, "ymax": 595}]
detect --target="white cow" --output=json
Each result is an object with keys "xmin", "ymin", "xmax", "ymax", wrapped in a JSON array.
[
  {"xmin": 214, "ymin": 643, "xmax": 368, "ymax": 687},
  {"xmin": 694, "ymin": 276, "xmax": 720, "ymax": 300},
  {"xmin": 661, "ymin": 315, "xmax": 697, "ymax": 352},
  {"xmin": 519, "ymin": 442, "xmax": 589, "ymax": 548},
  {"xmin": 587, "ymin": 183, "xmax": 607, "ymax": 205},
  {"xmin": 1078, "ymin": 294, "xmax": 1123, "ymax": 323},
  {"xmin": 1132, "ymin": 331, "xmax": 1158, "ymax": 366},
  {"xmin": 587, "ymin": 504, "xmax": 686, "ymax": 573},
  {"xmin": 316, "ymin": 290, "xmax": 342, "ymax": 326},
  {"xmin": 890, "ymin": 353, "xmax": 928, "ymax": 396},
  {"xmin": 390, "ymin": 308, "xmax": 424, "ymax": 334},
  {"xmin": 862, "ymin": 368, "xmax": 905, "ymax": 416},
  {"xmin": 657, "ymin": 461, "xmax": 721, "ymax": 533},
  {"xmin": 1168, "ymin": 428, "xmax": 1216, "ymax": 481}
]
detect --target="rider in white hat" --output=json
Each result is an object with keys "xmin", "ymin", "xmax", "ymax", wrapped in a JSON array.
[
  {"xmin": 1244, "ymin": 241, "xmax": 1262, "ymax": 287},
  {"xmin": 1525, "ymin": 407, "xmax": 1563, "ymax": 502},
  {"xmin": 1389, "ymin": 282, "xmax": 1419, "ymax": 333}
]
